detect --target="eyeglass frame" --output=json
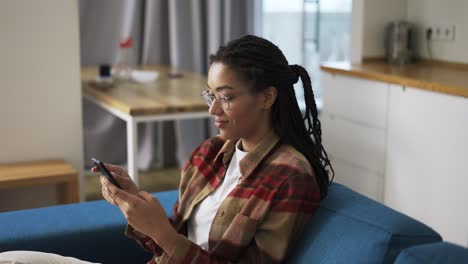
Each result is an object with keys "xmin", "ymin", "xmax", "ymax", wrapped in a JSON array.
[{"xmin": 201, "ymin": 89, "xmax": 245, "ymax": 110}]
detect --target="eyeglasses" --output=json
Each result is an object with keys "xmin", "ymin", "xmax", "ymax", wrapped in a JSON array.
[{"xmin": 201, "ymin": 89, "xmax": 244, "ymax": 110}]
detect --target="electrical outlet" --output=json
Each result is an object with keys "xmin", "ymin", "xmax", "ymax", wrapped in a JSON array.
[{"xmin": 427, "ymin": 25, "xmax": 456, "ymax": 41}]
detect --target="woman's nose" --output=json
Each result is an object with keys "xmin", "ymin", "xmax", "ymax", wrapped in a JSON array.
[{"xmin": 208, "ymin": 100, "xmax": 223, "ymax": 116}]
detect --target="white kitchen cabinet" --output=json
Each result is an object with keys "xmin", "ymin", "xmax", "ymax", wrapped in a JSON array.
[
  {"xmin": 329, "ymin": 155, "xmax": 384, "ymax": 202},
  {"xmin": 321, "ymin": 114, "xmax": 387, "ymax": 174},
  {"xmin": 321, "ymin": 72, "xmax": 389, "ymax": 202},
  {"xmin": 385, "ymin": 84, "xmax": 468, "ymax": 246},
  {"xmin": 321, "ymin": 69, "xmax": 468, "ymax": 246},
  {"xmin": 322, "ymin": 73, "xmax": 389, "ymax": 129}
]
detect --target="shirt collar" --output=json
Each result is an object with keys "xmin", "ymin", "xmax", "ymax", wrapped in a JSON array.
[{"xmin": 215, "ymin": 130, "xmax": 280, "ymax": 179}]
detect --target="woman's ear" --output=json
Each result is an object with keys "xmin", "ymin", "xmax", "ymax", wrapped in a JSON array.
[{"xmin": 262, "ymin": 86, "xmax": 277, "ymax": 109}]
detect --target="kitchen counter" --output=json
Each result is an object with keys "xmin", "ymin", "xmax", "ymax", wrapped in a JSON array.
[{"xmin": 320, "ymin": 60, "xmax": 468, "ymax": 98}]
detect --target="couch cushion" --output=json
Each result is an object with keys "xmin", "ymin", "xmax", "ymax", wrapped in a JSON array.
[
  {"xmin": 394, "ymin": 242, "xmax": 468, "ymax": 264},
  {"xmin": 287, "ymin": 183, "xmax": 442, "ymax": 264},
  {"xmin": 0, "ymin": 190, "xmax": 178, "ymax": 264}
]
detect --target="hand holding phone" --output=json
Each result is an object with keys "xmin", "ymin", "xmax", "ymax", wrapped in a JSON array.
[{"xmin": 91, "ymin": 158, "xmax": 123, "ymax": 189}]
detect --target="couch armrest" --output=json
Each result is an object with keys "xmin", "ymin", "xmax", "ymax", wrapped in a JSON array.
[
  {"xmin": 0, "ymin": 190, "xmax": 178, "ymax": 264},
  {"xmin": 394, "ymin": 242, "xmax": 468, "ymax": 264}
]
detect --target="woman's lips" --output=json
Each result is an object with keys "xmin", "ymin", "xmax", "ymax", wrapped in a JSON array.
[{"xmin": 215, "ymin": 120, "xmax": 228, "ymax": 128}]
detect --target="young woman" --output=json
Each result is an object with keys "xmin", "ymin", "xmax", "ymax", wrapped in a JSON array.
[{"xmin": 0, "ymin": 35, "xmax": 333, "ymax": 263}]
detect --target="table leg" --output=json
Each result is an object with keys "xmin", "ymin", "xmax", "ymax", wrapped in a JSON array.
[
  {"xmin": 157, "ymin": 123, "xmax": 164, "ymax": 166},
  {"xmin": 57, "ymin": 178, "xmax": 79, "ymax": 204},
  {"xmin": 127, "ymin": 118, "xmax": 139, "ymax": 186}
]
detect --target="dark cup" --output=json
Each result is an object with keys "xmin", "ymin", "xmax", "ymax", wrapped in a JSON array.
[{"xmin": 99, "ymin": 64, "xmax": 111, "ymax": 78}]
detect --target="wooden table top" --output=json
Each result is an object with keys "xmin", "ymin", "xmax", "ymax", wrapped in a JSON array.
[
  {"xmin": 82, "ymin": 65, "xmax": 209, "ymax": 115},
  {"xmin": 0, "ymin": 159, "xmax": 77, "ymax": 185},
  {"xmin": 321, "ymin": 60, "xmax": 468, "ymax": 98}
]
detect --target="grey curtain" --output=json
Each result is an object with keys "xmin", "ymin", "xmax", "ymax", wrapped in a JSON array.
[{"xmin": 80, "ymin": 0, "xmax": 255, "ymax": 170}]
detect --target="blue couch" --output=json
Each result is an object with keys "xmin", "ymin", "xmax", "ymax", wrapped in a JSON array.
[{"xmin": 1, "ymin": 183, "xmax": 467, "ymax": 263}]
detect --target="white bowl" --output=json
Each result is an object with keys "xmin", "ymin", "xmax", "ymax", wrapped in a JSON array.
[{"xmin": 131, "ymin": 70, "xmax": 159, "ymax": 83}]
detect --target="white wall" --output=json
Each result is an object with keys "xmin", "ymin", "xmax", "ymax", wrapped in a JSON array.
[
  {"xmin": 0, "ymin": 0, "xmax": 84, "ymax": 210},
  {"xmin": 359, "ymin": 0, "xmax": 468, "ymax": 64},
  {"xmin": 407, "ymin": 0, "xmax": 468, "ymax": 63},
  {"xmin": 362, "ymin": 0, "xmax": 407, "ymax": 58},
  {"xmin": 350, "ymin": 0, "xmax": 364, "ymax": 63}
]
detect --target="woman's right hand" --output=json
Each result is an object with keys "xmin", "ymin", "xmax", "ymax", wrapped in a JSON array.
[{"xmin": 91, "ymin": 163, "xmax": 139, "ymax": 205}]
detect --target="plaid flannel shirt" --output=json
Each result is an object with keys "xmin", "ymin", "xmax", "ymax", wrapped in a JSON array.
[{"xmin": 126, "ymin": 130, "xmax": 321, "ymax": 263}]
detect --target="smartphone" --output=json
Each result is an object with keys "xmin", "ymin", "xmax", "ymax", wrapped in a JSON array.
[{"xmin": 91, "ymin": 158, "xmax": 122, "ymax": 189}]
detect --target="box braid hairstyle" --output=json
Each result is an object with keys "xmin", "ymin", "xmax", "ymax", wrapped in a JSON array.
[{"xmin": 209, "ymin": 35, "xmax": 334, "ymax": 199}]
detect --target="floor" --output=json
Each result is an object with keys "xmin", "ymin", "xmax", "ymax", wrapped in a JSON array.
[{"xmin": 84, "ymin": 167, "xmax": 181, "ymax": 201}]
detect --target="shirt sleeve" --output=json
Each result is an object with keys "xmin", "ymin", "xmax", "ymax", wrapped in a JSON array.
[
  {"xmin": 154, "ymin": 172, "xmax": 320, "ymax": 263},
  {"xmin": 124, "ymin": 142, "xmax": 204, "ymax": 256},
  {"xmin": 124, "ymin": 199, "xmax": 182, "ymax": 257}
]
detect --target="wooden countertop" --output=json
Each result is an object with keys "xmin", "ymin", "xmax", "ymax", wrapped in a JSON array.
[
  {"xmin": 320, "ymin": 60, "xmax": 468, "ymax": 98},
  {"xmin": 82, "ymin": 65, "xmax": 209, "ymax": 115}
]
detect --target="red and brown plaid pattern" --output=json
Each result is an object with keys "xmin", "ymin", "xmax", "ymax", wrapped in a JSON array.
[{"xmin": 126, "ymin": 131, "xmax": 321, "ymax": 263}]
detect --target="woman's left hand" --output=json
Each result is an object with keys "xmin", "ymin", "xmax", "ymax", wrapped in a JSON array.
[{"xmin": 108, "ymin": 184, "xmax": 176, "ymax": 246}]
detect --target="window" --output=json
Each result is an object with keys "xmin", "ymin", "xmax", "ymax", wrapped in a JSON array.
[{"xmin": 259, "ymin": 0, "xmax": 352, "ymax": 110}]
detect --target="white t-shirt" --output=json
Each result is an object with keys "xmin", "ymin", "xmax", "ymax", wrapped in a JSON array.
[{"xmin": 187, "ymin": 140, "xmax": 248, "ymax": 250}]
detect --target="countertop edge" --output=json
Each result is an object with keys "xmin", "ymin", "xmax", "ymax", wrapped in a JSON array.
[{"xmin": 320, "ymin": 65, "xmax": 468, "ymax": 99}]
